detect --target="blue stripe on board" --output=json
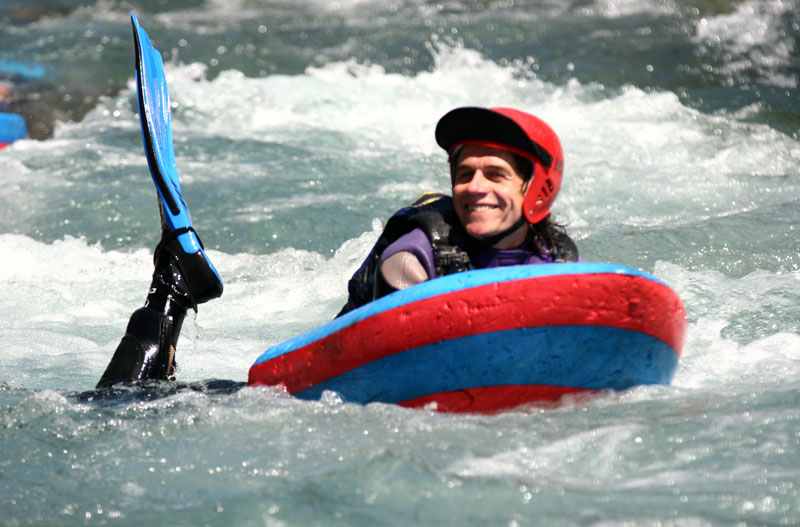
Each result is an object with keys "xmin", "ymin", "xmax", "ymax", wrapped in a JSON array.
[
  {"xmin": 252, "ymin": 262, "xmax": 663, "ymax": 366},
  {"xmin": 294, "ymin": 325, "xmax": 679, "ymax": 404}
]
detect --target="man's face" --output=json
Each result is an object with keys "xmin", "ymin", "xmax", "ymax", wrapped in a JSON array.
[{"xmin": 451, "ymin": 145, "xmax": 528, "ymax": 249}]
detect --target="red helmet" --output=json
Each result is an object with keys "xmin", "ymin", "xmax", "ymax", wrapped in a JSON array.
[{"xmin": 435, "ymin": 106, "xmax": 564, "ymax": 224}]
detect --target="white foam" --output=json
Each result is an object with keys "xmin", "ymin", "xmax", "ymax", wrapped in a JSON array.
[
  {"xmin": 0, "ymin": 215, "xmax": 383, "ymax": 389},
  {"xmin": 142, "ymin": 41, "xmax": 799, "ymax": 238},
  {"xmin": 150, "ymin": 40, "xmax": 562, "ymax": 158},
  {"xmin": 172, "ymin": 225, "xmax": 378, "ymax": 382},
  {"xmin": 653, "ymin": 261, "xmax": 800, "ymax": 391},
  {"xmin": 198, "ymin": 0, "xmax": 427, "ymax": 17},
  {"xmin": 694, "ymin": 0, "xmax": 797, "ymax": 88},
  {"xmin": 582, "ymin": 0, "xmax": 679, "ymax": 18},
  {"xmin": 445, "ymin": 424, "xmax": 644, "ymax": 487}
]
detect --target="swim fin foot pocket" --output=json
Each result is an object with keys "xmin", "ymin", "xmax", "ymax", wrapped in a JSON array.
[{"xmin": 151, "ymin": 221, "xmax": 224, "ymax": 312}]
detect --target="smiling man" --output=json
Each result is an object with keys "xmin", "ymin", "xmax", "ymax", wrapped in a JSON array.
[
  {"xmin": 336, "ymin": 106, "xmax": 579, "ymax": 316},
  {"xmin": 451, "ymin": 144, "xmax": 530, "ymax": 248}
]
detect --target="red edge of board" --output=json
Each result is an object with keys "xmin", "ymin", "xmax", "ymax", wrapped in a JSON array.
[
  {"xmin": 250, "ymin": 272, "xmax": 687, "ymax": 393},
  {"xmin": 398, "ymin": 385, "xmax": 598, "ymax": 413}
]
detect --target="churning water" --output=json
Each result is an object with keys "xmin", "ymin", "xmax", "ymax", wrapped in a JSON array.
[{"xmin": 1, "ymin": 0, "xmax": 799, "ymax": 525}]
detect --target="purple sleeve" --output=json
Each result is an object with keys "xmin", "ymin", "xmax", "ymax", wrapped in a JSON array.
[{"xmin": 380, "ymin": 228, "xmax": 436, "ymax": 280}]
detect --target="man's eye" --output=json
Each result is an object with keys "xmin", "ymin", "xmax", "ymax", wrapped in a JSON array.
[
  {"xmin": 487, "ymin": 171, "xmax": 510, "ymax": 181},
  {"xmin": 454, "ymin": 171, "xmax": 473, "ymax": 183}
]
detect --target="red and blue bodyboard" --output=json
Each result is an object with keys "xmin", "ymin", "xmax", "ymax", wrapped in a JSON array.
[{"xmin": 248, "ymin": 263, "xmax": 687, "ymax": 413}]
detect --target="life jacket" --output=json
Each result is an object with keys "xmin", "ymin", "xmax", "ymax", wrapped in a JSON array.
[{"xmin": 336, "ymin": 192, "xmax": 578, "ymax": 317}]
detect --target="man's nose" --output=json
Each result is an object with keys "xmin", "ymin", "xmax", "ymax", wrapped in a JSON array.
[{"xmin": 466, "ymin": 170, "xmax": 489, "ymax": 192}]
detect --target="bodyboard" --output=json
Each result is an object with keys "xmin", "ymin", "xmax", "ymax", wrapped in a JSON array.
[{"xmin": 249, "ymin": 263, "xmax": 687, "ymax": 413}]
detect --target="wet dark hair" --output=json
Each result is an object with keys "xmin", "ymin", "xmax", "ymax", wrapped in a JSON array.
[
  {"xmin": 508, "ymin": 154, "xmax": 571, "ymax": 259},
  {"xmin": 490, "ymin": 152, "xmax": 568, "ymax": 258},
  {"xmin": 526, "ymin": 215, "xmax": 570, "ymax": 259},
  {"xmin": 509, "ymin": 154, "xmax": 534, "ymax": 181}
]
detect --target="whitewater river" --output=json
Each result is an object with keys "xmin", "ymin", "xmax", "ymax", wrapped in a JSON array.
[{"xmin": 1, "ymin": 0, "xmax": 799, "ymax": 525}]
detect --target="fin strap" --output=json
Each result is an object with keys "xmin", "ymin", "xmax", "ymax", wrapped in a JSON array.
[{"xmin": 153, "ymin": 226, "xmax": 205, "ymax": 264}]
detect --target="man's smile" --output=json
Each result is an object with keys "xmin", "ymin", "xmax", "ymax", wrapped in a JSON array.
[{"xmin": 466, "ymin": 204, "xmax": 499, "ymax": 212}]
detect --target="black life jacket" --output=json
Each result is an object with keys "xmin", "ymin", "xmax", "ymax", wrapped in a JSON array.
[{"xmin": 335, "ymin": 192, "xmax": 578, "ymax": 317}]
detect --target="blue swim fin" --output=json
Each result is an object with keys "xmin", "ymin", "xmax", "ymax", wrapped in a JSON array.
[{"xmin": 131, "ymin": 13, "xmax": 222, "ymax": 305}]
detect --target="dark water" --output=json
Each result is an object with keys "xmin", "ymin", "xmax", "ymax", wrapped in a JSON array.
[{"xmin": 3, "ymin": 1, "xmax": 797, "ymax": 138}]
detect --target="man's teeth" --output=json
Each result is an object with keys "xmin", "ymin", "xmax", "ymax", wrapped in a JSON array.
[{"xmin": 469, "ymin": 205, "xmax": 496, "ymax": 211}]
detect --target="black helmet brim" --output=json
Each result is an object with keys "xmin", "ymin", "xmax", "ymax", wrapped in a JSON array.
[{"xmin": 434, "ymin": 107, "xmax": 553, "ymax": 168}]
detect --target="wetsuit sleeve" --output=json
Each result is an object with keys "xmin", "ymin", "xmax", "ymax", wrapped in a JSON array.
[
  {"xmin": 380, "ymin": 251, "xmax": 429, "ymax": 289},
  {"xmin": 379, "ymin": 228, "xmax": 436, "ymax": 279},
  {"xmin": 372, "ymin": 228, "xmax": 435, "ymax": 298}
]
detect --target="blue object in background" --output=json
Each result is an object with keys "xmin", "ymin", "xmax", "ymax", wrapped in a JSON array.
[
  {"xmin": 0, "ymin": 112, "xmax": 26, "ymax": 145},
  {"xmin": 0, "ymin": 59, "xmax": 46, "ymax": 81}
]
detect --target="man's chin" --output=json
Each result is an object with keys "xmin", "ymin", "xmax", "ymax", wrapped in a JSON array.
[{"xmin": 464, "ymin": 226, "xmax": 500, "ymax": 241}]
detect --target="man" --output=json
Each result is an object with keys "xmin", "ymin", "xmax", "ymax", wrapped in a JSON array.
[
  {"xmin": 96, "ymin": 106, "xmax": 577, "ymax": 388},
  {"xmin": 337, "ymin": 106, "xmax": 578, "ymax": 315}
]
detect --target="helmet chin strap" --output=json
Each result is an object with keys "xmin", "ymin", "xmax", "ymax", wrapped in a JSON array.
[{"xmin": 474, "ymin": 215, "xmax": 529, "ymax": 248}]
